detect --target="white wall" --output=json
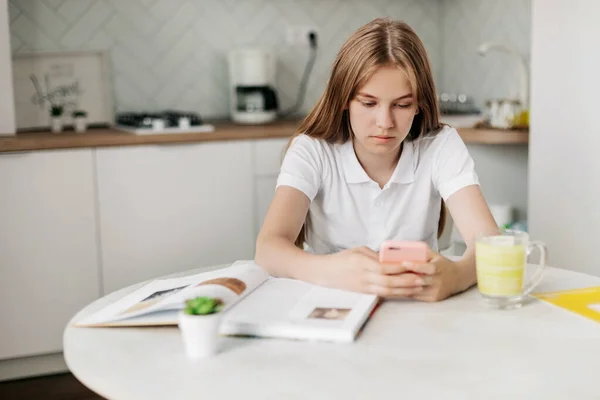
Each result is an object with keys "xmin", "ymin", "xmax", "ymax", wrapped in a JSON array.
[
  {"xmin": 0, "ymin": 0, "xmax": 15, "ymax": 134},
  {"xmin": 440, "ymin": 0, "xmax": 531, "ymax": 108},
  {"xmin": 529, "ymin": 0, "xmax": 600, "ymax": 275}
]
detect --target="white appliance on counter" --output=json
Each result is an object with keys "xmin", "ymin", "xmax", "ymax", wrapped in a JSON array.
[{"xmin": 229, "ymin": 49, "xmax": 279, "ymax": 124}]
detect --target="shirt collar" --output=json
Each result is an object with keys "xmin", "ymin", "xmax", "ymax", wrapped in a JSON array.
[{"xmin": 341, "ymin": 139, "xmax": 415, "ymax": 184}]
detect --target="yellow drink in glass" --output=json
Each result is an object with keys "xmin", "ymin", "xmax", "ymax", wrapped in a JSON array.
[
  {"xmin": 476, "ymin": 240, "xmax": 526, "ymax": 296},
  {"xmin": 475, "ymin": 230, "xmax": 548, "ymax": 309}
]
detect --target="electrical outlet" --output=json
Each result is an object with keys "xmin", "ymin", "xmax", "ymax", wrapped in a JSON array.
[{"xmin": 286, "ymin": 25, "xmax": 317, "ymax": 46}]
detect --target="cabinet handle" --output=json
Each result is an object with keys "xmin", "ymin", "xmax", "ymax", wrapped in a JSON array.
[{"xmin": 0, "ymin": 150, "xmax": 32, "ymax": 156}]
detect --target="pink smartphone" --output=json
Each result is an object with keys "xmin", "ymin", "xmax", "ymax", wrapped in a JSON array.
[{"xmin": 379, "ymin": 240, "xmax": 429, "ymax": 264}]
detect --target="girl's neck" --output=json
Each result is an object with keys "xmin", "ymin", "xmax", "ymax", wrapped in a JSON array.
[{"xmin": 353, "ymin": 140, "xmax": 402, "ymax": 189}]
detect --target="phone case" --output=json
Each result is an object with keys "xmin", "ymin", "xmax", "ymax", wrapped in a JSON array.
[{"xmin": 379, "ymin": 240, "xmax": 429, "ymax": 264}]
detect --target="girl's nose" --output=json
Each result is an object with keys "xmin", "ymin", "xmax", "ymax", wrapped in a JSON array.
[{"xmin": 376, "ymin": 107, "xmax": 394, "ymax": 130}]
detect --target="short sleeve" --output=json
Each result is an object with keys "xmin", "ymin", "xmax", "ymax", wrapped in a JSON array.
[
  {"xmin": 276, "ymin": 135, "xmax": 323, "ymax": 201},
  {"xmin": 432, "ymin": 128, "xmax": 479, "ymax": 201}
]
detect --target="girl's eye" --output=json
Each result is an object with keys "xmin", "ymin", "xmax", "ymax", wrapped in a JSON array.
[
  {"xmin": 360, "ymin": 101, "xmax": 376, "ymax": 107},
  {"xmin": 394, "ymin": 103, "xmax": 412, "ymax": 108}
]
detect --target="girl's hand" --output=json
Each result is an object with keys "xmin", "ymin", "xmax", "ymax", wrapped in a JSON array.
[
  {"xmin": 401, "ymin": 250, "xmax": 460, "ymax": 302},
  {"xmin": 319, "ymin": 246, "xmax": 425, "ymax": 298}
]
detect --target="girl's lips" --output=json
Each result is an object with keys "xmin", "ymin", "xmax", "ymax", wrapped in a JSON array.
[{"xmin": 371, "ymin": 135, "xmax": 395, "ymax": 142}]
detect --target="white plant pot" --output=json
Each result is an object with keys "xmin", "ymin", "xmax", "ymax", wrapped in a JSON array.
[
  {"xmin": 74, "ymin": 117, "xmax": 87, "ymax": 133},
  {"xmin": 178, "ymin": 311, "xmax": 222, "ymax": 359},
  {"xmin": 51, "ymin": 117, "xmax": 63, "ymax": 133}
]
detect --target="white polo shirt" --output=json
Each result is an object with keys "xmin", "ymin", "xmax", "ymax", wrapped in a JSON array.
[{"xmin": 276, "ymin": 126, "xmax": 479, "ymax": 253}]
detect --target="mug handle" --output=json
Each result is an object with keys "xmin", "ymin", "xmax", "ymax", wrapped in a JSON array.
[{"xmin": 522, "ymin": 241, "xmax": 548, "ymax": 296}]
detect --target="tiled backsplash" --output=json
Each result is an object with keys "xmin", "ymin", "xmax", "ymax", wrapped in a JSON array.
[
  {"xmin": 8, "ymin": 0, "xmax": 529, "ymax": 118},
  {"xmin": 441, "ymin": 0, "xmax": 531, "ymax": 109}
]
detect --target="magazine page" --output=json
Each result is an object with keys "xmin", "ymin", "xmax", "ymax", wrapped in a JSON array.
[
  {"xmin": 220, "ymin": 277, "xmax": 379, "ymax": 342},
  {"xmin": 75, "ymin": 261, "xmax": 268, "ymax": 327}
]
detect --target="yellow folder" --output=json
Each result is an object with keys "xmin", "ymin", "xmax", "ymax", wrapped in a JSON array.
[{"xmin": 533, "ymin": 286, "xmax": 600, "ymax": 323}]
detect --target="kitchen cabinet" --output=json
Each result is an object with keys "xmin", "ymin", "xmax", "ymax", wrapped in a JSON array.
[
  {"xmin": 255, "ymin": 176, "xmax": 278, "ymax": 236},
  {"xmin": 0, "ymin": 149, "xmax": 100, "ymax": 360},
  {"xmin": 96, "ymin": 141, "xmax": 256, "ymax": 293},
  {"xmin": 252, "ymin": 138, "xmax": 289, "ymax": 236}
]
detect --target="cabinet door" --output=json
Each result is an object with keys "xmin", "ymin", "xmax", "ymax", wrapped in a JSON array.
[
  {"xmin": 96, "ymin": 142, "xmax": 255, "ymax": 293},
  {"xmin": 0, "ymin": 150, "xmax": 99, "ymax": 360},
  {"xmin": 254, "ymin": 138, "xmax": 289, "ymax": 176},
  {"xmin": 253, "ymin": 138, "xmax": 288, "ymax": 237}
]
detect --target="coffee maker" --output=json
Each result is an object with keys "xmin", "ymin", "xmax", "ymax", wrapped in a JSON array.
[{"xmin": 229, "ymin": 49, "xmax": 279, "ymax": 124}]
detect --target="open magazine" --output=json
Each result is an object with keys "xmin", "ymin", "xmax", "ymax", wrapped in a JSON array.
[{"xmin": 74, "ymin": 261, "xmax": 380, "ymax": 343}]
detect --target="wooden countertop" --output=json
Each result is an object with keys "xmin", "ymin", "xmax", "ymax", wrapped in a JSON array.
[{"xmin": 0, "ymin": 119, "xmax": 528, "ymax": 153}]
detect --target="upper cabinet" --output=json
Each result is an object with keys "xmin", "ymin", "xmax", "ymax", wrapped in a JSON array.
[
  {"xmin": 0, "ymin": 149, "xmax": 100, "ymax": 360},
  {"xmin": 95, "ymin": 141, "xmax": 256, "ymax": 294}
]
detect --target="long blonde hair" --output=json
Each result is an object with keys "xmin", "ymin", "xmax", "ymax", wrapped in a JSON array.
[{"xmin": 289, "ymin": 18, "xmax": 445, "ymax": 248}]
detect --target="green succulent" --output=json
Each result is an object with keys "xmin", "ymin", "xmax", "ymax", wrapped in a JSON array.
[
  {"xmin": 184, "ymin": 297, "xmax": 223, "ymax": 315},
  {"xmin": 72, "ymin": 110, "xmax": 87, "ymax": 118},
  {"xmin": 50, "ymin": 105, "xmax": 64, "ymax": 117}
]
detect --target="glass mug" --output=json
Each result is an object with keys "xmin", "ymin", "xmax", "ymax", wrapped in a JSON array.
[{"xmin": 475, "ymin": 229, "xmax": 548, "ymax": 309}]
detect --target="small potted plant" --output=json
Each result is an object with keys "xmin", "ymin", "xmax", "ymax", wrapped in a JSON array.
[
  {"xmin": 72, "ymin": 110, "xmax": 88, "ymax": 133},
  {"xmin": 178, "ymin": 296, "xmax": 224, "ymax": 358},
  {"xmin": 50, "ymin": 105, "xmax": 64, "ymax": 133}
]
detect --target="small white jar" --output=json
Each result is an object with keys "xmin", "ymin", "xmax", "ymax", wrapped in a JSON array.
[
  {"xmin": 178, "ymin": 117, "xmax": 191, "ymax": 130},
  {"xmin": 74, "ymin": 116, "xmax": 87, "ymax": 133},
  {"xmin": 51, "ymin": 117, "xmax": 63, "ymax": 133}
]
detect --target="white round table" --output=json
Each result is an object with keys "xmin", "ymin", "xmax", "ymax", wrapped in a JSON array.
[{"xmin": 64, "ymin": 265, "xmax": 600, "ymax": 400}]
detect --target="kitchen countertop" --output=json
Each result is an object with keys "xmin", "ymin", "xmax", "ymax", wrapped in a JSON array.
[{"xmin": 0, "ymin": 119, "xmax": 528, "ymax": 153}]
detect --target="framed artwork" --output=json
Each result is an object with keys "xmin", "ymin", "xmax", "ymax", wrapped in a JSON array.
[{"xmin": 12, "ymin": 50, "xmax": 114, "ymax": 131}]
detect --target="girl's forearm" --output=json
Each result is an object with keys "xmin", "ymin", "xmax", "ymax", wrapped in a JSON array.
[{"xmin": 255, "ymin": 236, "xmax": 329, "ymax": 284}]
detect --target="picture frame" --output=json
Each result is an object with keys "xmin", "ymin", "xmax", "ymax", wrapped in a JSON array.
[{"xmin": 12, "ymin": 50, "xmax": 114, "ymax": 131}]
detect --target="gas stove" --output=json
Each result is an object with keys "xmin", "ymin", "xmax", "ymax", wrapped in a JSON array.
[{"xmin": 115, "ymin": 110, "xmax": 214, "ymax": 134}]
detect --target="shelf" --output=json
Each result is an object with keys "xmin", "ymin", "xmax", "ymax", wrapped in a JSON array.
[
  {"xmin": 0, "ymin": 120, "xmax": 528, "ymax": 153},
  {"xmin": 457, "ymin": 127, "xmax": 529, "ymax": 145}
]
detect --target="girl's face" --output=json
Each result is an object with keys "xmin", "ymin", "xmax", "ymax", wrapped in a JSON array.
[{"xmin": 348, "ymin": 65, "xmax": 419, "ymax": 157}]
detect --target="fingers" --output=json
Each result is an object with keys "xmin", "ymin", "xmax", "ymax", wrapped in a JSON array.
[
  {"xmin": 401, "ymin": 261, "xmax": 439, "ymax": 275},
  {"xmin": 350, "ymin": 247, "xmax": 385, "ymax": 274},
  {"xmin": 427, "ymin": 249, "xmax": 437, "ymax": 261},
  {"xmin": 379, "ymin": 263, "xmax": 409, "ymax": 275},
  {"xmin": 410, "ymin": 286, "xmax": 445, "ymax": 302},
  {"xmin": 366, "ymin": 271, "xmax": 432, "ymax": 288},
  {"xmin": 379, "ymin": 250, "xmax": 442, "ymax": 275},
  {"xmin": 353, "ymin": 246, "xmax": 379, "ymax": 260},
  {"xmin": 365, "ymin": 271, "xmax": 436, "ymax": 298},
  {"xmin": 367, "ymin": 284, "xmax": 424, "ymax": 298}
]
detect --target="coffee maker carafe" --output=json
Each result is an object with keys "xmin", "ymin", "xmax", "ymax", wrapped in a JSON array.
[{"xmin": 229, "ymin": 49, "xmax": 279, "ymax": 124}]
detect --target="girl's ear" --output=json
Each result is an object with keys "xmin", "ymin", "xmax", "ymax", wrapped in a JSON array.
[{"xmin": 415, "ymin": 107, "xmax": 420, "ymax": 115}]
